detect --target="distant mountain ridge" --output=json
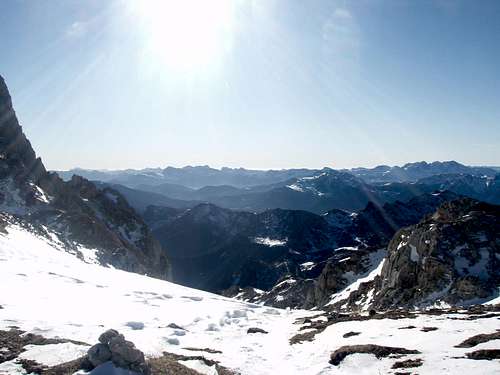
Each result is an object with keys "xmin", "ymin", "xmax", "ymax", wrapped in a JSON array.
[
  {"xmin": 348, "ymin": 161, "xmax": 497, "ymax": 184},
  {"xmin": 55, "ymin": 161, "xmax": 498, "ymax": 189},
  {"xmin": 86, "ymin": 168, "xmax": 500, "ymax": 217},
  {"xmin": 56, "ymin": 166, "xmax": 324, "ymax": 189},
  {"xmin": 55, "ymin": 162, "xmax": 500, "ymax": 215}
]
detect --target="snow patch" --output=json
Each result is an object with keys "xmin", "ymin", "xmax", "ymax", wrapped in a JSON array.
[
  {"xmin": 300, "ymin": 262, "xmax": 315, "ymax": 271},
  {"xmin": 253, "ymin": 237, "xmax": 287, "ymax": 247},
  {"xmin": 18, "ymin": 342, "xmax": 90, "ymax": 367}
]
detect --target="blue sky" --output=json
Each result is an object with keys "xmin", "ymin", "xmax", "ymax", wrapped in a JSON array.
[{"xmin": 1, "ymin": 0, "xmax": 499, "ymax": 170}]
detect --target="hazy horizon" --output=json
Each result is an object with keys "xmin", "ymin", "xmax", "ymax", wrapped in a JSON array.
[
  {"xmin": 2, "ymin": 0, "xmax": 499, "ymax": 170},
  {"xmin": 55, "ymin": 160, "xmax": 499, "ymax": 173}
]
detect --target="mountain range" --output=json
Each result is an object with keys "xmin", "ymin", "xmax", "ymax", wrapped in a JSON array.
[
  {"xmin": 56, "ymin": 160, "xmax": 498, "ymax": 189},
  {"xmin": 1, "ymin": 73, "xmax": 500, "ymax": 374},
  {"xmin": 77, "ymin": 167, "xmax": 500, "ymax": 217},
  {"xmin": 2, "ymin": 72, "xmax": 499, "ymax": 311}
]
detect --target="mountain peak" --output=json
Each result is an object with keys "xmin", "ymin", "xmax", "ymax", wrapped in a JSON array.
[{"xmin": 0, "ymin": 76, "xmax": 47, "ymax": 185}]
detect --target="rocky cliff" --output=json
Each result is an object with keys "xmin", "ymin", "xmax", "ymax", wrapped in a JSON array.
[
  {"xmin": 0, "ymin": 75, "xmax": 169, "ymax": 279},
  {"xmin": 373, "ymin": 198, "xmax": 499, "ymax": 308}
]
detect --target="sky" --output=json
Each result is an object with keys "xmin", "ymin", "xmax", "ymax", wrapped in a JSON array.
[{"xmin": 0, "ymin": 0, "xmax": 499, "ymax": 171}]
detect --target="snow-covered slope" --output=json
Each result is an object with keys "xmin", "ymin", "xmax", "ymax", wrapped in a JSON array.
[
  {"xmin": 0, "ymin": 221, "xmax": 307, "ymax": 374},
  {"xmin": 1, "ymin": 221, "xmax": 499, "ymax": 374}
]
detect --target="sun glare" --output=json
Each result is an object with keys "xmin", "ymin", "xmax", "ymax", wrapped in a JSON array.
[{"xmin": 133, "ymin": 0, "xmax": 234, "ymax": 73}]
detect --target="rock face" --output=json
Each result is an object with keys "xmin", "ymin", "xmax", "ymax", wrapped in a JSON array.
[
  {"xmin": 0, "ymin": 77, "xmax": 46, "ymax": 186},
  {"xmin": 0, "ymin": 75, "xmax": 169, "ymax": 279},
  {"xmin": 372, "ymin": 198, "xmax": 500, "ymax": 309}
]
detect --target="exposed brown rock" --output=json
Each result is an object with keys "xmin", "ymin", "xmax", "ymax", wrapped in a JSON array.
[
  {"xmin": 330, "ymin": 344, "xmax": 420, "ymax": 366},
  {"xmin": 391, "ymin": 358, "xmax": 423, "ymax": 369},
  {"xmin": 455, "ymin": 331, "xmax": 500, "ymax": 348},
  {"xmin": 247, "ymin": 327, "xmax": 268, "ymax": 334},
  {"xmin": 342, "ymin": 331, "xmax": 361, "ymax": 338},
  {"xmin": 465, "ymin": 349, "xmax": 500, "ymax": 360}
]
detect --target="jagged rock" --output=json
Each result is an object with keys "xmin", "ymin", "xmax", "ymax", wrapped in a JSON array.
[{"xmin": 370, "ymin": 198, "xmax": 500, "ymax": 309}]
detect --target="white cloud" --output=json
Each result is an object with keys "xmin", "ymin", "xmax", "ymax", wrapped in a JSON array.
[
  {"xmin": 333, "ymin": 8, "xmax": 352, "ymax": 19},
  {"xmin": 66, "ymin": 21, "xmax": 88, "ymax": 39},
  {"xmin": 322, "ymin": 7, "xmax": 360, "ymax": 72}
]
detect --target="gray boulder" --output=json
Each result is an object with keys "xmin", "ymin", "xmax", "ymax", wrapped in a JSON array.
[{"xmin": 85, "ymin": 330, "xmax": 149, "ymax": 374}]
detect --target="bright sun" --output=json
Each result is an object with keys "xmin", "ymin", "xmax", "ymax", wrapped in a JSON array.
[{"xmin": 133, "ymin": 0, "xmax": 234, "ymax": 73}]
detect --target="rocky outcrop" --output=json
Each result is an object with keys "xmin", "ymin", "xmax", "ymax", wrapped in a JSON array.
[
  {"xmin": 371, "ymin": 198, "xmax": 500, "ymax": 309},
  {"xmin": 0, "ymin": 75, "xmax": 170, "ymax": 279},
  {"xmin": 0, "ymin": 76, "xmax": 46, "ymax": 186}
]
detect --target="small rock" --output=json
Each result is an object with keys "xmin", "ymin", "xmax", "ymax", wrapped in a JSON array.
[
  {"xmin": 343, "ymin": 331, "xmax": 361, "ymax": 338},
  {"xmin": 421, "ymin": 327, "xmax": 438, "ymax": 332},
  {"xmin": 167, "ymin": 323, "xmax": 186, "ymax": 330},
  {"xmin": 87, "ymin": 343, "xmax": 112, "ymax": 367},
  {"xmin": 247, "ymin": 327, "xmax": 268, "ymax": 334},
  {"xmin": 166, "ymin": 337, "xmax": 180, "ymax": 345},
  {"xmin": 398, "ymin": 325, "xmax": 416, "ymax": 330},
  {"xmin": 206, "ymin": 323, "xmax": 220, "ymax": 332},
  {"xmin": 125, "ymin": 321, "xmax": 145, "ymax": 330},
  {"xmin": 172, "ymin": 330, "xmax": 186, "ymax": 336}
]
